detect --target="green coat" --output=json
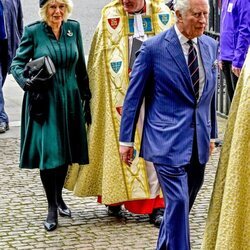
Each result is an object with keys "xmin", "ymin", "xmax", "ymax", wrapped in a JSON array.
[{"xmin": 11, "ymin": 20, "xmax": 90, "ymax": 170}]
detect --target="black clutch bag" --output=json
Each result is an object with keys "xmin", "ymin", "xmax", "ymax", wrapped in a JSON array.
[
  {"xmin": 23, "ymin": 56, "xmax": 56, "ymax": 124},
  {"xmin": 23, "ymin": 55, "xmax": 56, "ymax": 82}
]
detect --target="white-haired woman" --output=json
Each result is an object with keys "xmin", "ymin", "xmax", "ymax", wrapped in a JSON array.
[{"xmin": 11, "ymin": 0, "xmax": 91, "ymax": 231}]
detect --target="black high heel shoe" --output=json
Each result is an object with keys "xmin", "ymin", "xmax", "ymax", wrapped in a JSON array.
[
  {"xmin": 57, "ymin": 199, "xmax": 71, "ymax": 217},
  {"xmin": 58, "ymin": 205, "xmax": 71, "ymax": 217},
  {"xmin": 44, "ymin": 210, "xmax": 58, "ymax": 231}
]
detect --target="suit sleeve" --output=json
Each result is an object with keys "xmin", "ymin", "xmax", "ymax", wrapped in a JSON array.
[
  {"xmin": 119, "ymin": 41, "xmax": 153, "ymax": 143},
  {"xmin": 210, "ymin": 41, "xmax": 218, "ymax": 139},
  {"xmin": 210, "ymin": 89, "xmax": 218, "ymax": 139}
]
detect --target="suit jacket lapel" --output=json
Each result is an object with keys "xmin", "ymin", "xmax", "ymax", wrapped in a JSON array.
[{"xmin": 165, "ymin": 28, "xmax": 193, "ymax": 92}]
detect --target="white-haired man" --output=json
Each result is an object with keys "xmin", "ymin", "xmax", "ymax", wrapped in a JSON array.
[{"xmin": 119, "ymin": 0, "xmax": 218, "ymax": 248}]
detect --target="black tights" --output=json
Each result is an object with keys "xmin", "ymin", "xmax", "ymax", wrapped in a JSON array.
[{"xmin": 40, "ymin": 165, "xmax": 68, "ymax": 220}]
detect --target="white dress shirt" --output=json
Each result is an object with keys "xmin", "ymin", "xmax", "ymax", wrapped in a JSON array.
[{"xmin": 174, "ymin": 25, "xmax": 206, "ymax": 100}]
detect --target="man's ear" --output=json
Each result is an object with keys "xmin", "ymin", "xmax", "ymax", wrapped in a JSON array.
[{"xmin": 175, "ymin": 10, "xmax": 183, "ymax": 23}]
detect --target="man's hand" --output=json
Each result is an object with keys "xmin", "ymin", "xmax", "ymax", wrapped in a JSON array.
[
  {"xmin": 218, "ymin": 60, "xmax": 223, "ymax": 71},
  {"xmin": 209, "ymin": 142, "xmax": 215, "ymax": 156},
  {"xmin": 232, "ymin": 65, "xmax": 241, "ymax": 77},
  {"xmin": 119, "ymin": 145, "xmax": 134, "ymax": 166}
]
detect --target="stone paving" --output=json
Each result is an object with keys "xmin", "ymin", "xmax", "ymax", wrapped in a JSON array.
[{"xmin": 0, "ymin": 116, "xmax": 227, "ymax": 250}]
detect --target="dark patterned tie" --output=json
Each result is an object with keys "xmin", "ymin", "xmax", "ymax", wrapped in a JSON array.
[{"xmin": 187, "ymin": 40, "xmax": 199, "ymax": 99}]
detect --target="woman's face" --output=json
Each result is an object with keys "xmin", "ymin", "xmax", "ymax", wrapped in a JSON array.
[{"xmin": 46, "ymin": 0, "xmax": 66, "ymax": 26}]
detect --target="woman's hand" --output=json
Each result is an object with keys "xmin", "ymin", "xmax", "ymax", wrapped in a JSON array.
[{"xmin": 84, "ymin": 99, "xmax": 91, "ymax": 126}]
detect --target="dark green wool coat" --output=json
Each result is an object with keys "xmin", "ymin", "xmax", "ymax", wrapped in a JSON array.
[{"xmin": 11, "ymin": 20, "xmax": 90, "ymax": 170}]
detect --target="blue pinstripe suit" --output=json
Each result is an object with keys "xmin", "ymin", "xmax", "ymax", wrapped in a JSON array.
[{"xmin": 119, "ymin": 27, "xmax": 218, "ymax": 250}]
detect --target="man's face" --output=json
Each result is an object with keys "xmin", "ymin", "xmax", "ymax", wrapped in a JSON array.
[
  {"xmin": 121, "ymin": 0, "xmax": 144, "ymax": 13},
  {"xmin": 176, "ymin": 0, "xmax": 209, "ymax": 39}
]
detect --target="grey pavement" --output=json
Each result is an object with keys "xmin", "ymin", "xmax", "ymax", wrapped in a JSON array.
[{"xmin": 0, "ymin": 77, "xmax": 227, "ymax": 249}]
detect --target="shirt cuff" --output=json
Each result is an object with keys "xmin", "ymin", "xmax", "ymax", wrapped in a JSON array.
[
  {"xmin": 210, "ymin": 139, "xmax": 216, "ymax": 143},
  {"xmin": 119, "ymin": 141, "xmax": 134, "ymax": 147}
]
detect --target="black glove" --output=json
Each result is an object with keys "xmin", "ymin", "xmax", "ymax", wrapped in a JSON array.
[
  {"xmin": 23, "ymin": 79, "xmax": 36, "ymax": 91},
  {"xmin": 28, "ymin": 91, "xmax": 49, "ymax": 124},
  {"xmin": 23, "ymin": 73, "xmax": 50, "ymax": 92},
  {"xmin": 83, "ymin": 99, "xmax": 91, "ymax": 126}
]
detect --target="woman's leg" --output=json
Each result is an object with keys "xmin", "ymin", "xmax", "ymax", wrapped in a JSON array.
[
  {"xmin": 40, "ymin": 168, "xmax": 58, "ymax": 231},
  {"xmin": 55, "ymin": 165, "xmax": 71, "ymax": 217}
]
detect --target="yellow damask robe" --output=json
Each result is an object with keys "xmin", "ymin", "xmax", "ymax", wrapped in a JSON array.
[
  {"xmin": 65, "ymin": 0, "xmax": 175, "ymax": 207},
  {"xmin": 201, "ymin": 49, "xmax": 250, "ymax": 249}
]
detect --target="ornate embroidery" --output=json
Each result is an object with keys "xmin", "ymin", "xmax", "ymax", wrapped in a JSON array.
[
  {"xmin": 158, "ymin": 13, "xmax": 170, "ymax": 25},
  {"xmin": 116, "ymin": 106, "xmax": 123, "ymax": 116},
  {"xmin": 128, "ymin": 16, "xmax": 153, "ymax": 35},
  {"xmin": 108, "ymin": 17, "xmax": 120, "ymax": 30},
  {"xmin": 111, "ymin": 61, "xmax": 122, "ymax": 73}
]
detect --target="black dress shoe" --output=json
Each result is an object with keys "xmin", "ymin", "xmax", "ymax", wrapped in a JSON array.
[
  {"xmin": 44, "ymin": 210, "xmax": 58, "ymax": 231},
  {"xmin": 0, "ymin": 122, "xmax": 9, "ymax": 133},
  {"xmin": 149, "ymin": 208, "xmax": 164, "ymax": 228},
  {"xmin": 215, "ymin": 139, "xmax": 223, "ymax": 147},
  {"xmin": 153, "ymin": 214, "xmax": 163, "ymax": 228},
  {"xmin": 107, "ymin": 205, "xmax": 123, "ymax": 217},
  {"xmin": 58, "ymin": 206, "xmax": 71, "ymax": 217}
]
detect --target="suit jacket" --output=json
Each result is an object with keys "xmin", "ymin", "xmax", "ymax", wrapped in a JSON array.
[{"xmin": 119, "ymin": 27, "xmax": 218, "ymax": 166}]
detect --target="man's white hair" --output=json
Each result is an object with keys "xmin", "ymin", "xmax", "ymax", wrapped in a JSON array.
[
  {"xmin": 173, "ymin": 0, "xmax": 190, "ymax": 14},
  {"xmin": 173, "ymin": 0, "xmax": 209, "ymax": 14}
]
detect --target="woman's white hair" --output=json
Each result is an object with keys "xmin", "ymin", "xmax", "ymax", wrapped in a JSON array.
[
  {"xmin": 174, "ymin": 0, "xmax": 209, "ymax": 14},
  {"xmin": 39, "ymin": 0, "xmax": 73, "ymax": 23}
]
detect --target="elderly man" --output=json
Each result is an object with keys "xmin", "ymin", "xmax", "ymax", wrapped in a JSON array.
[
  {"xmin": 0, "ymin": 0, "xmax": 23, "ymax": 133},
  {"xmin": 119, "ymin": 0, "xmax": 218, "ymax": 249},
  {"xmin": 65, "ymin": 0, "xmax": 174, "ymax": 227}
]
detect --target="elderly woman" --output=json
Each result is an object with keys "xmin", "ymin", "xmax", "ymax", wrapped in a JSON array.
[{"xmin": 11, "ymin": 0, "xmax": 91, "ymax": 232}]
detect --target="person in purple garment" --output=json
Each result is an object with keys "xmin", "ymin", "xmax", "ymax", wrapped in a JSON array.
[{"xmin": 219, "ymin": 0, "xmax": 250, "ymax": 102}]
